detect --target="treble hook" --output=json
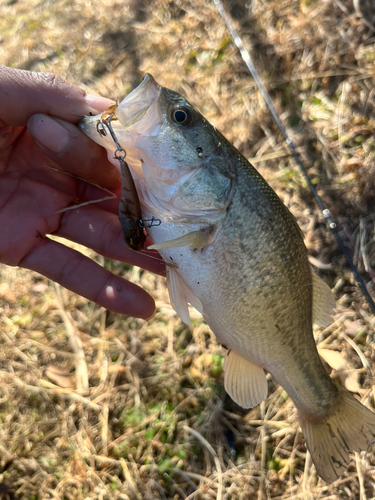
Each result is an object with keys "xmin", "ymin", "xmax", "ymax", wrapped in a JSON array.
[{"xmin": 96, "ymin": 114, "xmax": 126, "ymax": 161}]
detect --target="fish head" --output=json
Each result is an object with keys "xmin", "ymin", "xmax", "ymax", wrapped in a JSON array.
[{"xmin": 79, "ymin": 74, "xmax": 235, "ymax": 223}]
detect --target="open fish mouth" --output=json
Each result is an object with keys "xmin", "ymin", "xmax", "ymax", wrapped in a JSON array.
[
  {"xmin": 78, "ymin": 74, "xmax": 163, "ymax": 150},
  {"xmin": 116, "ymin": 73, "xmax": 162, "ymax": 132}
]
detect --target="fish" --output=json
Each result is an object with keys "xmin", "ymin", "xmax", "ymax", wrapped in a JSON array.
[{"xmin": 79, "ymin": 73, "xmax": 375, "ymax": 483}]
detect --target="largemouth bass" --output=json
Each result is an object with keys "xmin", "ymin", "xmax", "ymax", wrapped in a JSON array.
[{"xmin": 79, "ymin": 74, "xmax": 375, "ymax": 483}]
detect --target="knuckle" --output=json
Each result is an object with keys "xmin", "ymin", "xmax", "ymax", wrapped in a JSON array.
[
  {"xmin": 100, "ymin": 217, "xmax": 122, "ymax": 255},
  {"xmin": 55, "ymin": 250, "xmax": 86, "ymax": 283},
  {"xmin": 32, "ymin": 71, "xmax": 65, "ymax": 89}
]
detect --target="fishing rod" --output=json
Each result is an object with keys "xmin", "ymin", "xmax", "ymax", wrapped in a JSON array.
[{"xmin": 214, "ymin": 0, "xmax": 375, "ymax": 314}]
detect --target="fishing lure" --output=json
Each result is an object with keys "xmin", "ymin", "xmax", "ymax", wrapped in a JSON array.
[{"xmin": 96, "ymin": 112, "xmax": 146, "ymax": 251}]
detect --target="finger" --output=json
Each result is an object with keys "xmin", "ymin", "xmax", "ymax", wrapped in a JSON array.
[
  {"xmin": 28, "ymin": 114, "xmax": 121, "ymax": 189},
  {"xmin": 0, "ymin": 66, "xmax": 114, "ymax": 127},
  {"xmin": 55, "ymin": 203, "xmax": 166, "ymax": 276},
  {"xmin": 19, "ymin": 237, "xmax": 156, "ymax": 319}
]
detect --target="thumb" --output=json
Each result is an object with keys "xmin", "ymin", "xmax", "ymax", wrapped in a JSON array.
[{"xmin": 0, "ymin": 66, "xmax": 114, "ymax": 127}]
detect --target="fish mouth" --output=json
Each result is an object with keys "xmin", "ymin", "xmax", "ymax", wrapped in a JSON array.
[
  {"xmin": 116, "ymin": 73, "xmax": 162, "ymax": 132},
  {"xmin": 78, "ymin": 73, "xmax": 163, "ymax": 148}
]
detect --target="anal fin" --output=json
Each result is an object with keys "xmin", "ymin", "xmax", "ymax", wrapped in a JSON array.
[
  {"xmin": 224, "ymin": 350, "xmax": 268, "ymax": 408},
  {"xmin": 167, "ymin": 266, "xmax": 203, "ymax": 327}
]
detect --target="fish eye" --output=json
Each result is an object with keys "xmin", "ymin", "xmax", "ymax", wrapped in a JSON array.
[{"xmin": 170, "ymin": 105, "xmax": 194, "ymax": 126}]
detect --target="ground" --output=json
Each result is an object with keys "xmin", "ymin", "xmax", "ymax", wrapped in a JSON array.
[{"xmin": 0, "ymin": 0, "xmax": 375, "ymax": 498}]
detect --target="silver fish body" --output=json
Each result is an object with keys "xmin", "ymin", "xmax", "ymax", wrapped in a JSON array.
[{"xmin": 79, "ymin": 74, "xmax": 375, "ymax": 483}]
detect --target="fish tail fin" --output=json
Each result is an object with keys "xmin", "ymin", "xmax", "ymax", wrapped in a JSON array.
[{"xmin": 298, "ymin": 385, "xmax": 375, "ymax": 483}]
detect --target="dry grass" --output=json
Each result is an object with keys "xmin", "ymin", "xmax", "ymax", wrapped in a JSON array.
[{"xmin": 1, "ymin": 0, "xmax": 375, "ymax": 498}]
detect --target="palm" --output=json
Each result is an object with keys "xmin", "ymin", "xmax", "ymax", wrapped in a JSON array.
[
  {"xmin": 0, "ymin": 129, "xmax": 71, "ymax": 265},
  {"xmin": 0, "ymin": 67, "xmax": 163, "ymax": 318}
]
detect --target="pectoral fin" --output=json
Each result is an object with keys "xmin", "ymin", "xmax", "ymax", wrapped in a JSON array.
[
  {"xmin": 167, "ymin": 266, "xmax": 203, "ymax": 327},
  {"xmin": 312, "ymin": 271, "xmax": 336, "ymax": 327},
  {"xmin": 224, "ymin": 350, "xmax": 268, "ymax": 408},
  {"xmin": 147, "ymin": 229, "xmax": 211, "ymax": 251}
]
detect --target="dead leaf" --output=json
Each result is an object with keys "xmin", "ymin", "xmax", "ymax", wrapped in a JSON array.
[
  {"xmin": 318, "ymin": 348, "xmax": 363, "ymax": 393},
  {"xmin": 45, "ymin": 365, "xmax": 74, "ymax": 389}
]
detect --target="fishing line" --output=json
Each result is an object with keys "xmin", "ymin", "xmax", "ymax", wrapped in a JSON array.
[{"xmin": 214, "ymin": 0, "xmax": 375, "ymax": 314}]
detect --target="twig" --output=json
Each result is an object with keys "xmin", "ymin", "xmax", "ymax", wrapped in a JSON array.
[
  {"xmin": 257, "ymin": 402, "xmax": 266, "ymax": 500},
  {"xmin": 355, "ymin": 452, "xmax": 367, "ymax": 500},
  {"xmin": 100, "ymin": 351, "xmax": 125, "ymax": 453},
  {"xmin": 341, "ymin": 332, "xmax": 371, "ymax": 372},
  {"xmin": 56, "ymin": 195, "xmax": 115, "ymax": 213},
  {"xmin": 120, "ymin": 458, "xmax": 142, "ymax": 500},
  {"xmin": 337, "ymin": 81, "xmax": 350, "ymax": 156},
  {"xmin": 27, "ymin": 338, "xmax": 77, "ymax": 359},
  {"xmin": 248, "ymin": 149, "xmax": 292, "ymax": 164},
  {"xmin": 302, "ymin": 450, "xmax": 311, "ymax": 492},
  {"xmin": 244, "ymin": 419, "xmax": 291, "ymax": 429},
  {"xmin": 42, "ymin": 164, "xmax": 117, "ymax": 214},
  {"xmin": 54, "ymin": 283, "xmax": 89, "ymax": 391},
  {"xmin": 308, "ymin": 255, "xmax": 332, "ymax": 270},
  {"xmin": 183, "ymin": 426, "xmax": 223, "ymax": 500},
  {"xmin": 8, "ymin": 375, "xmax": 101, "ymax": 410}
]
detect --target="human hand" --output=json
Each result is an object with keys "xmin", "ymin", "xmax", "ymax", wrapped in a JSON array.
[{"xmin": 0, "ymin": 66, "xmax": 164, "ymax": 319}]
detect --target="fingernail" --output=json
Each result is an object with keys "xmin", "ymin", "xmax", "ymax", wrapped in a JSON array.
[
  {"xmin": 85, "ymin": 93, "xmax": 114, "ymax": 113},
  {"xmin": 28, "ymin": 114, "xmax": 69, "ymax": 153},
  {"xmin": 145, "ymin": 305, "xmax": 157, "ymax": 321}
]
